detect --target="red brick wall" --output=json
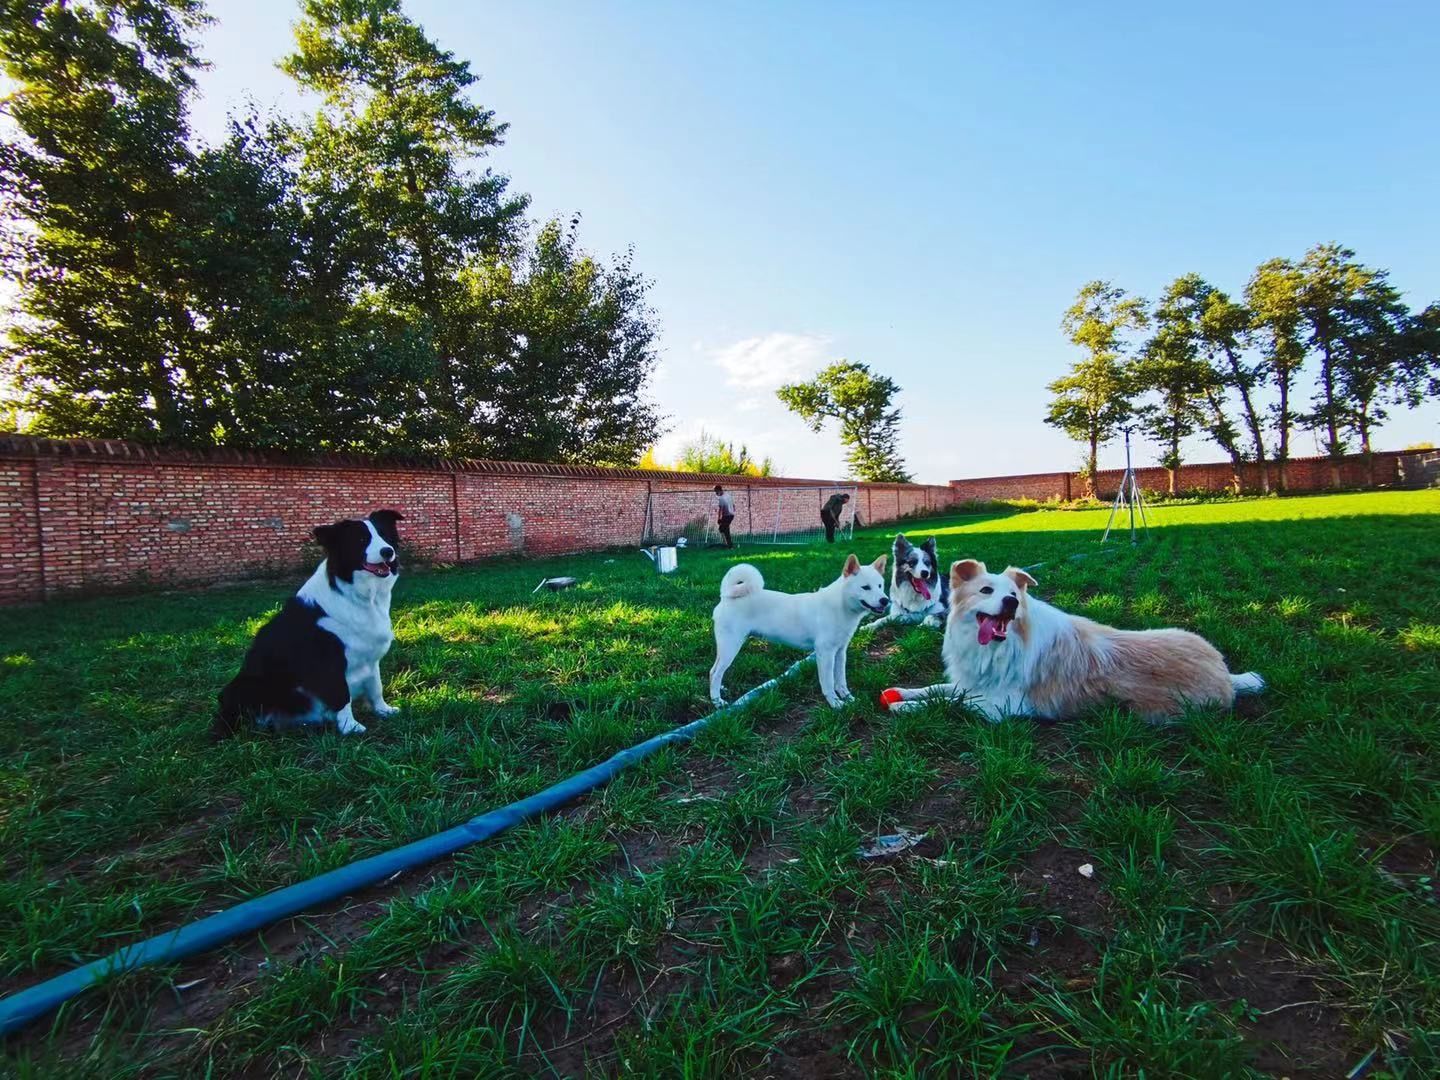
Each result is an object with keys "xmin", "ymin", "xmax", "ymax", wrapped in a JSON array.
[
  {"xmin": 0, "ymin": 459, "xmax": 43, "ymax": 603},
  {"xmin": 951, "ymin": 451, "xmax": 1419, "ymax": 503},
  {"xmin": 642, "ymin": 482, "xmax": 869, "ymax": 543},
  {"xmin": 948, "ymin": 471, "xmax": 1074, "ymax": 502},
  {"xmin": 0, "ymin": 436, "xmax": 954, "ymax": 603}
]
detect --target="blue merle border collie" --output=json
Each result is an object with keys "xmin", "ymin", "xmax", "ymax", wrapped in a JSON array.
[
  {"xmin": 891, "ymin": 533, "xmax": 950, "ymax": 627},
  {"xmin": 213, "ymin": 510, "xmax": 404, "ymax": 739}
]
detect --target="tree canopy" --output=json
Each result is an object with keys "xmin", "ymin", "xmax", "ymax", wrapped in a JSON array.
[
  {"xmin": 1050, "ymin": 251, "xmax": 1435, "ymax": 494},
  {"xmin": 777, "ymin": 361, "xmax": 911, "ymax": 483},
  {"xmin": 640, "ymin": 430, "xmax": 774, "ymax": 477},
  {"xmin": 1131, "ymin": 281, "xmax": 1211, "ymax": 491},
  {"xmin": 1045, "ymin": 281, "xmax": 1148, "ymax": 490},
  {"xmin": 0, "ymin": 0, "xmax": 665, "ymax": 464}
]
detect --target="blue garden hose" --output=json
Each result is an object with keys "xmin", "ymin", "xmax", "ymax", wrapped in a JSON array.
[
  {"xmin": 2, "ymin": 552, "xmax": 1100, "ymax": 1036},
  {"xmin": 0, "ymin": 620, "xmax": 913, "ymax": 1036},
  {"xmin": 0, "ymin": 540, "xmax": 1095, "ymax": 1033}
]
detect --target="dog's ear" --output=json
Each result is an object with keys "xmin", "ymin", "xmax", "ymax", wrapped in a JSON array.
[
  {"xmin": 370, "ymin": 509, "xmax": 405, "ymax": 527},
  {"xmin": 312, "ymin": 523, "xmax": 341, "ymax": 556},
  {"xmin": 894, "ymin": 533, "xmax": 910, "ymax": 551},
  {"xmin": 871, "ymin": 553, "xmax": 887, "ymax": 573},
  {"xmin": 1005, "ymin": 567, "xmax": 1037, "ymax": 591},
  {"xmin": 951, "ymin": 559, "xmax": 985, "ymax": 587},
  {"xmin": 843, "ymin": 553, "xmax": 861, "ymax": 577},
  {"xmin": 923, "ymin": 537, "xmax": 938, "ymax": 554}
]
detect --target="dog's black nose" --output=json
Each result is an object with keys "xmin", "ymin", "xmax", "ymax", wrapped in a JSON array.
[
  {"xmin": 380, "ymin": 546, "xmax": 395, "ymax": 561},
  {"xmin": 1001, "ymin": 595, "xmax": 1019, "ymax": 614}
]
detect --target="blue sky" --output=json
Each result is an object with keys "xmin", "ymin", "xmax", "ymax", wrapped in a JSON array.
[{"xmin": 189, "ymin": 0, "xmax": 1440, "ymax": 482}]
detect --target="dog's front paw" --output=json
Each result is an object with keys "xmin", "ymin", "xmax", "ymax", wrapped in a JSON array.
[
  {"xmin": 922, "ymin": 613, "xmax": 944, "ymax": 629},
  {"xmin": 336, "ymin": 716, "xmax": 367, "ymax": 735},
  {"xmin": 711, "ymin": 695, "xmax": 729, "ymax": 708},
  {"xmin": 371, "ymin": 702, "xmax": 400, "ymax": 718}
]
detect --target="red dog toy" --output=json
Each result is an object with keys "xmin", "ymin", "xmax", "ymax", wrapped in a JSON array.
[{"xmin": 878, "ymin": 687, "xmax": 903, "ymax": 708}]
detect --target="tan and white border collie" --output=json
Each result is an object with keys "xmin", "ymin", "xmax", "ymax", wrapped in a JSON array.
[{"xmin": 880, "ymin": 558, "xmax": 1263, "ymax": 722}]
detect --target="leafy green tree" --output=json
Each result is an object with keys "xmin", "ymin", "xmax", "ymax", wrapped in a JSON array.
[
  {"xmin": 280, "ymin": 0, "xmax": 660, "ymax": 463},
  {"xmin": 1295, "ymin": 243, "xmax": 1384, "ymax": 483},
  {"xmin": 0, "ymin": 0, "xmax": 210, "ymax": 442},
  {"xmin": 180, "ymin": 117, "xmax": 429, "ymax": 451},
  {"xmin": 642, "ymin": 429, "xmax": 773, "ymax": 476},
  {"xmin": 1331, "ymin": 278, "xmax": 1435, "ymax": 482},
  {"xmin": 1404, "ymin": 303, "xmax": 1440, "ymax": 402},
  {"xmin": 3, "ymin": 0, "xmax": 663, "ymax": 463},
  {"xmin": 471, "ymin": 219, "xmax": 664, "ymax": 464},
  {"xmin": 1245, "ymin": 258, "xmax": 1307, "ymax": 491},
  {"xmin": 676, "ymin": 431, "xmax": 772, "ymax": 476},
  {"xmin": 281, "ymin": 0, "xmax": 527, "ymax": 449},
  {"xmin": 777, "ymin": 361, "xmax": 911, "ymax": 482},
  {"xmin": 1190, "ymin": 277, "xmax": 1271, "ymax": 491},
  {"xmin": 1133, "ymin": 284, "xmax": 1213, "ymax": 492},
  {"xmin": 0, "ymin": 2, "xmax": 425, "ymax": 452},
  {"xmin": 1045, "ymin": 281, "xmax": 1147, "ymax": 493}
]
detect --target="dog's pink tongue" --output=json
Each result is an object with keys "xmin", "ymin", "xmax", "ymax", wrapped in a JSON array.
[
  {"xmin": 977, "ymin": 614, "xmax": 1001, "ymax": 645},
  {"xmin": 913, "ymin": 577, "xmax": 931, "ymax": 601}
]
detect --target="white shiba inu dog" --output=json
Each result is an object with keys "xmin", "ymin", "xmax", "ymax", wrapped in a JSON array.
[
  {"xmin": 881, "ymin": 558, "xmax": 1263, "ymax": 722},
  {"xmin": 711, "ymin": 554, "xmax": 890, "ymax": 709}
]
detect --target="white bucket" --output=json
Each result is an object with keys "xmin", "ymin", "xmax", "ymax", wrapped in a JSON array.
[{"xmin": 643, "ymin": 545, "xmax": 679, "ymax": 573}]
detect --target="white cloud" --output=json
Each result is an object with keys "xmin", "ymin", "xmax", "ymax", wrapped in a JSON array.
[{"xmin": 709, "ymin": 332, "xmax": 832, "ymax": 391}]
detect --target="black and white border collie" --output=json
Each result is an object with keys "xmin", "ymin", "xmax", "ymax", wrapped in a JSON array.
[
  {"xmin": 214, "ymin": 510, "xmax": 405, "ymax": 739},
  {"xmin": 891, "ymin": 533, "xmax": 949, "ymax": 627}
]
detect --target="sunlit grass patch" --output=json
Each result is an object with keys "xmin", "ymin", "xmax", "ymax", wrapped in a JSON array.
[{"xmin": 2, "ymin": 490, "xmax": 1438, "ymax": 1075}]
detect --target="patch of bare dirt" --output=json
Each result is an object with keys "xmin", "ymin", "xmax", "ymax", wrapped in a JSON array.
[{"xmin": 1195, "ymin": 937, "xmax": 1358, "ymax": 1079}]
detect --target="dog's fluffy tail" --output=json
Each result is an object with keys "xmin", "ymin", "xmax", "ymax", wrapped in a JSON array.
[
  {"xmin": 719, "ymin": 563, "xmax": 763, "ymax": 601},
  {"xmin": 1231, "ymin": 671, "xmax": 1266, "ymax": 696}
]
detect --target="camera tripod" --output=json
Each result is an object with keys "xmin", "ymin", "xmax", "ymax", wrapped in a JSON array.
[{"xmin": 1101, "ymin": 427, "xmax": 1149, "ymax": 544}]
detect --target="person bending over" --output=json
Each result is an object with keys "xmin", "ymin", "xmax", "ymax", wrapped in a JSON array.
[{"xmin": 821, "ymin": 492, "xmax": 850, "ymax": 543}]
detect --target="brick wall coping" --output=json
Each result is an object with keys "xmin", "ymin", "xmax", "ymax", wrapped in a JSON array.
[
  {"xmin": 0, "ymin": 434, "xmax": 937, "ymax": 491},
  {"xmin": 950, "ymin": 448, "xmax": 1412, "ymax": 486},
  {"xmin": 946, "ymin": 469, "xmax": 1071, "ymax": 485}
]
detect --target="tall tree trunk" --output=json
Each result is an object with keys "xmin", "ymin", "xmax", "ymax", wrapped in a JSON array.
[
  {"xmin": 1320, "ymin": 340, "xmax": 1342, "ymax": 487},
  {"xmin": 1086, "ymin": 432, "xmax": 1098, "ymax": 498},
  {"xmin": 1201, "ymin": 388, "xmax": 1245, "ymax": 492},
  {"xmin": 152, "ymin": 300, "xmax": 188, "ymax": 442},
  {"xmin": 146, "ymin": 356, "xmax": 182, "ymax": 442},
  {"xmin": 1359, "ymin": 404, "xmax": 1374, "ymax": 487},
  {"xmin": 1275, "ymin": 376, "xmax": 1290, "ymax": 493},
  {"xmin": 1222, "ymin": 345, "xmax": 1268, "ymax": 492}
]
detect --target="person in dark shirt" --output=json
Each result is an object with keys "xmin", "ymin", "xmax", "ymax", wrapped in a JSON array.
[
  {"xmin": 820, "ymin": 492, "xmax": 850, "ymax": 543},
  {"xmin": 714, "ymin": 484, "xmax": 736, "ymax": 548}
]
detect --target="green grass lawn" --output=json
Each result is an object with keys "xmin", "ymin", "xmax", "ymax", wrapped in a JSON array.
[{"xmin": 3, "ymin": 490, "xmax": 1439, "ymax": 1077}]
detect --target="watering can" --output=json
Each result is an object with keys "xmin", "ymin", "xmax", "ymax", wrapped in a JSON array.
[{"xmin": 642, "ymin": 545, "xmax": 679, "ymax": 573}]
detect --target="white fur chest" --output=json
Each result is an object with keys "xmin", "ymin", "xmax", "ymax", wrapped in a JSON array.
[
  {"xmin": 298, "ymin": 564, "xmax": 396, "ymax": 667},
  {"xmin": 942, "ymin": 620, "xmax": 1029, "ymax": 693},
  {"xmin": 323, "ymin": 605, "xmax": 394, "ymax": 665}
]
